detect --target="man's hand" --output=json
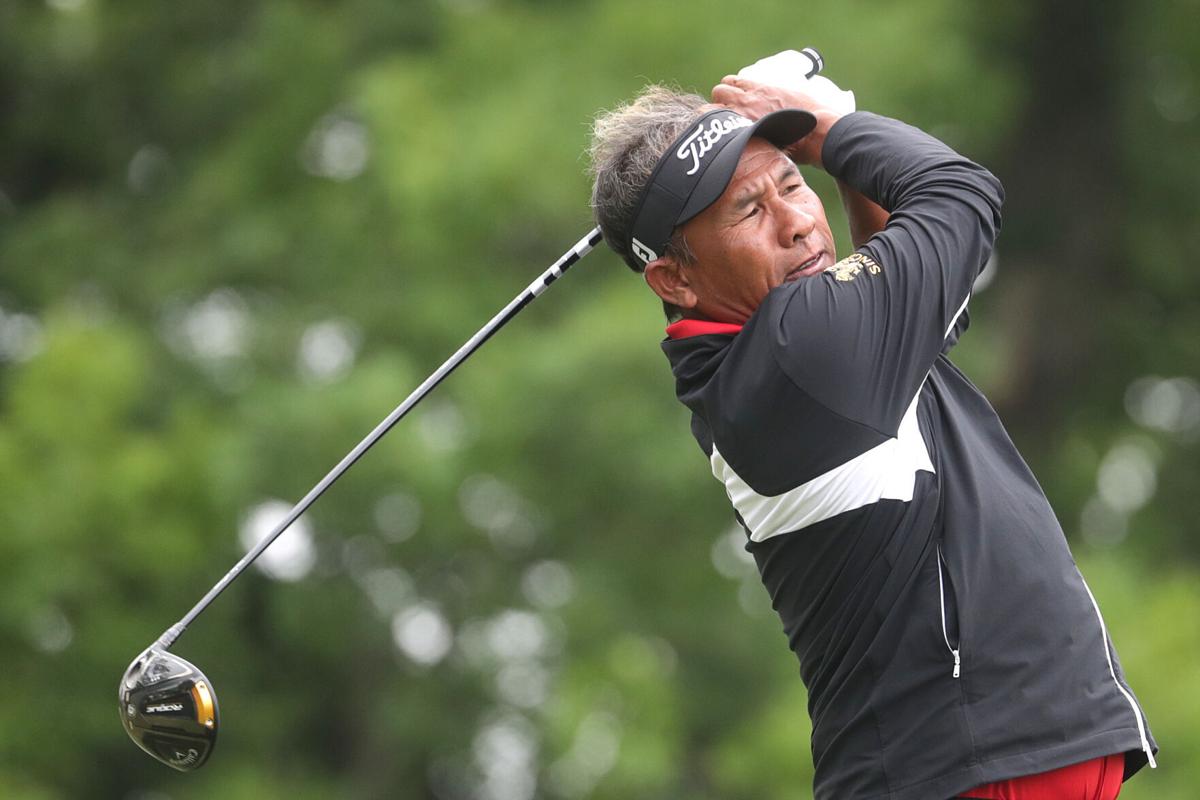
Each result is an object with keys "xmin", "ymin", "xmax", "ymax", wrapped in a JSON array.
[{"xmin": 712, "ymin": 73, "xmax": 854, "ymax": 169}]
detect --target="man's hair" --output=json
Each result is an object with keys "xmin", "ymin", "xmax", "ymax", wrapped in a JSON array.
[{"xmin": 588, "ymin": 86, "xmax": 706, "ymax": 321}]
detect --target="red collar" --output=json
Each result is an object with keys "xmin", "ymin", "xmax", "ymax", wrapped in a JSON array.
[{"xmin": 665, "ymin": 319, "xmax": 744, "ymax": 340}]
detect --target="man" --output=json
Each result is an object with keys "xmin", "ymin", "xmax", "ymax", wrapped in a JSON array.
[{"xmin": 588, "ymin": 56, "xmax": 1156, "ymax": 800}]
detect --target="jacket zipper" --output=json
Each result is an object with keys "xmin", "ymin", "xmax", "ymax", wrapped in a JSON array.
[{"xmin": 936, "ymin": 545, "xmax": 961, "ymax": 679}]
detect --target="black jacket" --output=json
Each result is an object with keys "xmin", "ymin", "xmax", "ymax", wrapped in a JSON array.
[{"xmin": 661, "ymin": 112, "xmax": 1156, "ymax": 800}]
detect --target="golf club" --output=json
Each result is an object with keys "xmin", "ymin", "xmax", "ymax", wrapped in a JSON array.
[
  {"xmin": 119, "ymin": 226, "xmax": 603, "ymax": 771},
  {"xmin": 120, "ymin": 45, "xmax": 827, "ymax": 772}
]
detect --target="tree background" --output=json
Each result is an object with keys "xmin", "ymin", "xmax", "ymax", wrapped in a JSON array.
[{"xmin": 1, "ymin": 0, "xmax": 1197, "ymax": 798}]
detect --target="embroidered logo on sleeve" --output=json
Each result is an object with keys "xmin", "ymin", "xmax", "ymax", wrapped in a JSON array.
[{"xmin": 828, "ymin": 252, "xmax": 882, "ymax": 282}]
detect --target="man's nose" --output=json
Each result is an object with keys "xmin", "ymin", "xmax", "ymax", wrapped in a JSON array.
[{"xmin": 777, "ymin": 200, "xmax": 816, "ymax": 245}]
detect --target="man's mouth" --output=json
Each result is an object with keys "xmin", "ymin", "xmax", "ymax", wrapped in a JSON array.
[{"xmin": 784, "ymin": 252, "xmax": 828, "ymax": 282}]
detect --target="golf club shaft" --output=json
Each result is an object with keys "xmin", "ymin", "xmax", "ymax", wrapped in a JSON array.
[{"xmin": 155, "ymin": 226, "xmax": 605, "ymax": 651}]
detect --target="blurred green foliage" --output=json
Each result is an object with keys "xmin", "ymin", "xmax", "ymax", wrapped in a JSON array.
[{"xmin": 0, "ymin": 0, "xmax": 1197, "ymax": 798}]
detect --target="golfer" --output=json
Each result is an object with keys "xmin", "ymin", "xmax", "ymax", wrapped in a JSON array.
[{"xmin": 588, "ymin": 55, "xmax": 1156, "ymax": 800}]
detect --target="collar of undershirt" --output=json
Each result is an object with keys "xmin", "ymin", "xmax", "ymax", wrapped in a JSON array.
[{"xmin": 664, "ymin": 319, "xmax": 744, "ymax": 340}]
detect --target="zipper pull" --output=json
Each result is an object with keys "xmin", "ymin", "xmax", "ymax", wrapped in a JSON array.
[{"xmin": 952, "ymin": 650, "xmax": 961, "ymax": 679}]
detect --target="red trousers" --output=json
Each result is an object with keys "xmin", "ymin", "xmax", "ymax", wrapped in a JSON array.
[{"xmin": 957, "ymin": 753, "xmax": 1125, "ymax": 800}]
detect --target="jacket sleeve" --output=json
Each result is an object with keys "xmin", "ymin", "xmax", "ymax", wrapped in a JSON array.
[{"xmin": 769, "ymin": 111, "xmax": 1004, "ymax": 438}]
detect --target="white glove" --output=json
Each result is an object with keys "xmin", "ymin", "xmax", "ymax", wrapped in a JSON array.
[{"xmin": 737, "ymin": 50, "xmax": 857, "ymax": 116}]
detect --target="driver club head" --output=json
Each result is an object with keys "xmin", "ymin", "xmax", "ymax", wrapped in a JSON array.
[{"xmin": 119, "ymin": 647, "xmax": 219, "ymax": 772}]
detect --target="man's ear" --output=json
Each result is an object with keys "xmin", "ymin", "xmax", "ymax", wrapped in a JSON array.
[{"xmin": 644, "ymin": 255, "xmax": 699, "ymax": 310}]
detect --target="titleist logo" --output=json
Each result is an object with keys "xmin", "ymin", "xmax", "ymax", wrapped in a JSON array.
[{"xmin": 676, "ymin": 115, "xmax": 752, "ymax": 176}]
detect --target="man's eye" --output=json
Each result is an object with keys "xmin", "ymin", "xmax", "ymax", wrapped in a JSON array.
[
  {"xmin": 783, "ymin": 182, "xmax": 802, "ymax": 194},
  {"xmin": 741, "ymin": 207, "xmax": 759, "ymax": 221}
]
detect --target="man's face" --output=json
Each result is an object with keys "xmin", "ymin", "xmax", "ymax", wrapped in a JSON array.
[{"xmin": 661, "ymin": 138, "xmax": 836, "ymax": 324}]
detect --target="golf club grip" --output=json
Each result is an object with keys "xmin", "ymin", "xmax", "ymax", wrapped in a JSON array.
[{"xmin": 156, "ymin": 226, "xmax": 605, "ymax": 651}]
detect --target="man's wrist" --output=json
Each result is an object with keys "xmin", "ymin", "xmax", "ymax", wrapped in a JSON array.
[{"xmin": 788, "ymin": 110, "xmax": 845, "ymax": 169}]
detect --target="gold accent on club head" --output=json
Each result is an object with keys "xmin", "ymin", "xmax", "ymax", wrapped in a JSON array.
[{"xmin": 191, "ymin": 680, "xmax": 216, "ymax": 729}]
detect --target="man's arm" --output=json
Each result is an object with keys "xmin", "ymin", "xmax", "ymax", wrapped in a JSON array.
[
  {"xmin": 717, "ymin": 75, "xmax": 1003, "ymax": 435},
  {"xmin": 837, "ymin": 179, "xmax": 890, "ymax": 248},
  {"xmin": 793, "ymin": 112, "xmax": 1003, "ymax": 433}
]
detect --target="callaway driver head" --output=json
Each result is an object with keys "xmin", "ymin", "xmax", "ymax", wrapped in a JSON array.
[{"xmin": 119, "ymin": 647, "xmax": 219, "ymax": 772}]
